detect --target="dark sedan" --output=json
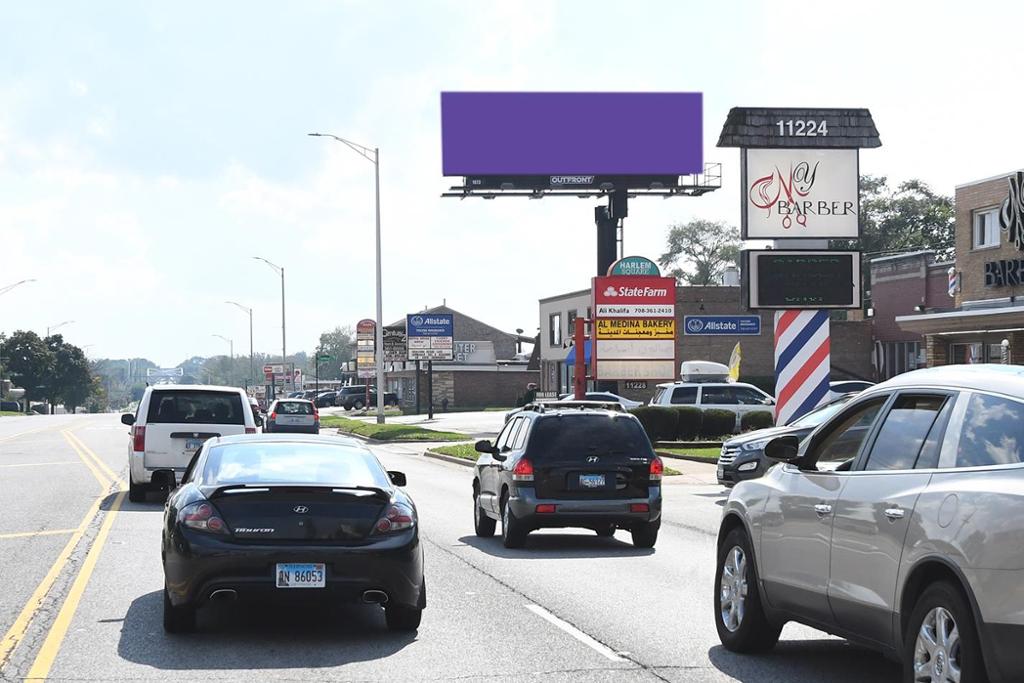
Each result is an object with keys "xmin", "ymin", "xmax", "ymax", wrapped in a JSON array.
[
  {"xmin": 717, "ymin": 395, "xmax": 853, "ymax": 487},
  {"xmin": 162, "ymin": 434, "xmax": 424, "ymax": 633}
]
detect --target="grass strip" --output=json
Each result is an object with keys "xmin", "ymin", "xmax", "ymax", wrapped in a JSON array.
[
  {"xmin": 320, "ymin": 415, "xmax": 465, "ymax": 442},
  {"xmin": 427, "ymin": 444, "xmax": 681, "ymax": 475},
  {"xmin": 658, "ymin": 446, "xmax": 721, "ymax": 462}
]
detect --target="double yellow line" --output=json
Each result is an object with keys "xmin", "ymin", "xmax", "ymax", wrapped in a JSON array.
[{"xmin": 0, "ymin": 428, "xmax": 126, "ymax": 678}]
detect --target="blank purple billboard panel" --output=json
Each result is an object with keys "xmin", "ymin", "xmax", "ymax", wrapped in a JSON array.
[{"xmin": 441, "ymin": 92, "xmax": 703, "ymax": 176}]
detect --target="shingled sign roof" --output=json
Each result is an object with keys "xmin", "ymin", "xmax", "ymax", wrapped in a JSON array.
[{"xmin": 717, "ymin": 107, "xmax": 881, "ymax": 148}]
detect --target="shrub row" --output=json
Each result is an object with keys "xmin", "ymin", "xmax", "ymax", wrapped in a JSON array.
[{"xmin": 629, "ymin": 406, "xmax": 774, "ymax": 441}]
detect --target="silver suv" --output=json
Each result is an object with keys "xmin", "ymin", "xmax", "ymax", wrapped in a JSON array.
[{"xmin": 715, "ymin": 365, "xmax": 1024, "ymax": 683}]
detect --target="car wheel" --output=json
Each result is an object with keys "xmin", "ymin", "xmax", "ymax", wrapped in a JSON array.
[
  {"xmin": 631, "ymin": 521, "xmax": 659, "ymax": 548},
  {"xmin": 714, "ymin": 526, "xmax": 780, "ymax": 652},
  {"xmin": 128, "ymin": 477, "xmax": 147, "ymax": 503},
  {"xmin": 595, "ymin": 524, "xmax": 616, "ymax": 538},
  {"xmin": 385, "ymin": 604, "xmax": 422, "ymax": 631},
  {"xmin": 500, "ymin": 493, "xmax": 527, "ymax": 549},
  {"xmin": 904, "ymin": 581, "xmax": 985, "ymax": 683},
  {"xmin": 163, "ymin": 587, "xmax": 196, "ymax": 633},
  {"xmin": 473, "ymin": 489, "xmax": 496, "ymax": 537},
  {"xmin": 354, "ymin": 400, "xmax": 365, "ymax": 410}
]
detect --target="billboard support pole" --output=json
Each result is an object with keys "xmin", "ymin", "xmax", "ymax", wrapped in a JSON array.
[
  {"xmin": 573, "ymin": 317, "xmax": 588, "ymax": 400},
  {"xmin": 415, "ymin": 360, "xmax": 421, "ymax": 415},
  {"xmin": 427, "ymin": 361, "xmax": 434, "ymax": 420}
]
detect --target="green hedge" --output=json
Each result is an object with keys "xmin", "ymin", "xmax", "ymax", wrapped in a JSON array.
[
  {"xmin": 630, "ymin": 407, "xmax": 678, "ymax": 442},
  {"xmin": 740, "ymin": 410, "xmax": 775, "ymax": 432},
  {"xmin": 675, "ymin": 407, "xmax": 702, "ymax": 440},
  {"xmin": 701, "ymin": 409, "xmax": 737, "ymax": 439}
]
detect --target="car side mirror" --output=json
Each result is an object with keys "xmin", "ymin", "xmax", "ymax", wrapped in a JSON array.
[
  {"xmin": 121, "ymin": 413, "xmax": 135, "ymax": 426},
  {"xmin": 764, "ymin": 435, "xmax": 801, "ymax": 462},
  {"xmin": 254, "ymin": 415, "xmax": 264, "ymax": 427},
  {"xmin": 761, "ymin": 397, "xmax": 775, "ymax": 406},
  {"xmin": 388, "ymin": 470, "xmax": 407, "ymax": 487},
  {"xmin": 475, "ymin": 439, "xmax": 496, "ymax": 454}
]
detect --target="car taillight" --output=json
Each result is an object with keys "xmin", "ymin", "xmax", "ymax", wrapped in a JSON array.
[
  {"xmin": 178, "ymin": 501, "xmax": 229, "ymax": 535},
  {"xmin": 511, "ymin": 458, "xmax": 534, "ymax": 482},
  {"xmin": 269, "ymin": 412, "xmax": 277, "ymax": 420},
  {"xmin": 132, "ymin": 425, "xmax": 146, "ymax": 452},
  {"xmin": 373, "ymin": 502, "xmax": 415, "ymax": 534},
  {"xmin": 245, "ymin": 427, "xmax": 257, "ymax": 434},
  {"xmin": 649, "ymin": 456, "xmax": 664, "ymax": 482}
]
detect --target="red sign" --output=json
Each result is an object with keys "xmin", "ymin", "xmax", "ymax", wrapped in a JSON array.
[
  {"xmin": 356, "ymin": 319, "xmax": 375, "ymax": 335},
  {"xmin": 593, "ymin": 276, "xmax": 676, "ymax": 305}
]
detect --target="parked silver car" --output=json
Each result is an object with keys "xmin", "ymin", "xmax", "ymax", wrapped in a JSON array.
[{"xmin": 715, "ymin": 365, "xmax": 1024, "ymax": 682}]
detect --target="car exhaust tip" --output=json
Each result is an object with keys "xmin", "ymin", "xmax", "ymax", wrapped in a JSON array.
[
  {"xmin": 210, "ymin": 589, "xmax": 237, "ymax": 601},
  {"xmin": 362, "ymin": 590, "xmax": 389, "ymax": 605}
]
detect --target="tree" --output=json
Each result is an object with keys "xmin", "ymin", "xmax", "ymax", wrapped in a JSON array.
[
  {"xmin": 659, "ymin": 220, "xmax": 741, "ymax": 285},
  {"xmin": 0, "ymin": 331, "xmax": 54, "ymax": 411},
  {"xmin": 316, "ymin": 327, "xmax": 356, "ymax": 379},
  {"xmin": 45, "ymin": 335, "xmax": 94, "ymax": 414},
  {"xmin": 834, "ymin": 176, "xmax": 955, "ymax": 260}
]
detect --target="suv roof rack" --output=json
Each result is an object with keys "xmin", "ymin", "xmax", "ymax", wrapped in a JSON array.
[{"xmin": 520, "ymin": 400, "xmax": 626, "ymax": 414}]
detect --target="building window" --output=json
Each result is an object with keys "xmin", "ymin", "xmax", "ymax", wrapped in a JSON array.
[
  {"xmin": 973, "ymin": 208, "xmax": 1000, "ymax": 249},
  {"xmin": 951, "ymin": 342, "xmax": 983, "ymax": 364},
  {"xmin": 549, "ymin": 313, "xmax": 562, "ymax": 347},
  {"xmin": 567, "ymin": 311, "xmax": 577, "ymax": 338}
]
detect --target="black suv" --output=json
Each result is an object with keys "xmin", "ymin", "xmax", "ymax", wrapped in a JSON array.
[
  {"xmin": 471, "ymin": 403, "xmax": 663, "ymax": 549},
  {"xmin": 335, "ymin": 386, "xmax": 399, "ymax": 410}
]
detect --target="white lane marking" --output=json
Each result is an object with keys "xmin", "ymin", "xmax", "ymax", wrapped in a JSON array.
[
  {"xmin": 524, "ymin": 604, "xmax": 626, "ymax": 662},
  {"xmin": 0, "ymin": 460, "xmax": 79, "ymax": 468}
]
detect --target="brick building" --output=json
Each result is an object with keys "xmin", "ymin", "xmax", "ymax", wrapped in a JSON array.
[
  {"xmin": 383, "ymin": 305, "xmax": 538, "ymax": 410},
  {"xmin": 868, "ymin": 251, "xmax": 953, "ymax": 379},
  {"xmin": 897, "ymin": 170, "xmax": 1024, "ymax": 365},
  {"xmin": 539, "ymin": 284, "xmax": 874, "ymax": 401}
]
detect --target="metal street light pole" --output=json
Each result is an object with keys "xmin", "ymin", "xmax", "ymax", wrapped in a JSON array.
[
  {"xmin": 308, "ymin": 132, "xmax": 386, "ymax": 424},
  {"xmin": 0, "ymin": 279, "xmax": 36, "ymax": 297},
  {"xmin": 212, "ymin": 334, "xmax": 233, "ymax": 359},
  {"xmin": 46, "ymin": 320, "xmax": 75, "ymax": 337},
  {"xmin": 252, "ymin": 257, "xmax": 286, "ymax": 365},
  {"xmin": 226, "ymin": 301, "xmax": 254, "ymax": 385}
]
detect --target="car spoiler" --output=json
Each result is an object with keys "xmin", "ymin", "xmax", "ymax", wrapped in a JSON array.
[{"xmin": 207, "ymin": 483, "xmax": 390, "ymax": 500}]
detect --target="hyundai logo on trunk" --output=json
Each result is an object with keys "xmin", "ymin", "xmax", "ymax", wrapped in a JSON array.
[
  {"xmin": 293, "ymin": 505, "xmax": 309, "ymax": 514},
  {"xmin": 587, "ymin": 456, "xmax": 600, "ymax": 463}
]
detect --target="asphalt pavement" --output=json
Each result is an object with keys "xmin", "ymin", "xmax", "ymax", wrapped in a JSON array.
[{"xmin": 0, "ymin": 414, "xmax": 901, "ymax": 681}]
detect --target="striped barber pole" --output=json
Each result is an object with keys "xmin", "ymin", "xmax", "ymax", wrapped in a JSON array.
[{"xmin": 774, "ymin": 310, "xmax": 831, "ymax": 426}]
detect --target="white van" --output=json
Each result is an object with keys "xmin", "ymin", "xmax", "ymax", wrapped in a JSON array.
[{"xmin": 121, "ymin": 385, "xmax": 257, "ymax": 501}]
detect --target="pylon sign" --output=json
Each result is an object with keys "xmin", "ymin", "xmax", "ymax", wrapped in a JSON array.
[
  {"xmin": 592, "ymin": 275, "xmax": 676, "ymax": 381},
  {"xmin": 774, "ymin": 310, "xmax": 830, "ymax": 425}
]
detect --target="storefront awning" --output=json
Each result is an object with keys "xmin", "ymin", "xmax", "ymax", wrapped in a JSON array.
[
  {"xmin": 896, "ymin": 304, "xmax": 1024, "ymax": 336},
  {"xmin": 564, "ymin": 340, "xmax": 591, "ymax": 364}
]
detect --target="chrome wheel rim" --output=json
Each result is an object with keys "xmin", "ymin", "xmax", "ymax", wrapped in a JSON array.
[
  {"xmin": 473, "ymin": 496, "xmax": 481, "ymax": 525},
  {"xmin": 913, "ymin": 606, "xmax": 961, "ymax": 682},
  {"xmin": 719, "ymin": 545, "xmax": 747, "ymax": 633},
  {"xmin": 501, "ymin": 501, "xmax": 509, "ymax": 535}
]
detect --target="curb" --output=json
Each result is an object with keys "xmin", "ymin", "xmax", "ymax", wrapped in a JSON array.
[
  {"xmin": 654, "ymin": 441, "xmax": 723, "ymax": 449},
  {"xmin": 333, "ymin": 428, "xmax": 468, "ymax": 445},
  {"xmin": 423, "ymin": 450, "xmax": 475, "ymax": 468},
  {"xmin": 656, "ymin": 449, "xmax": 719, "ymax": 465}
]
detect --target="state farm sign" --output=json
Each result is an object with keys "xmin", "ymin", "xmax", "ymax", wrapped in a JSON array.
[
  {"xmin": 592, "ymin": 275, "xmax": 676, "ymax": 382},
  {"xmin": 593, "ymin": 275, "xmax": 675, "ymax": 318},
  {"xmin": 743, "ymin": 148, "xmax": 859, "ymax": 239}
]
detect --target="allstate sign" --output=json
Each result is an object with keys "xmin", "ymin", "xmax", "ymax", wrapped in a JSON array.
[{"xmin": 683, "ymin": 315, "xmax": 761, "ymax": 336}]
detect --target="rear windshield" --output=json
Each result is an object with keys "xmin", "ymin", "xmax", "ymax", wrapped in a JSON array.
[
  {"xmin": 528, "ymin": 415, "xmax": 652, "ymax": 458},
  {"xmin": 146, "ymin": 390, "xmax": 245, "ymax": 425},
  {"xmin": 200, "ymin": 442, "xmax": 391, "ymax": 488},
  {"xmin": 276, "ymin": 401, "xmax": 314, "ymax": 415}
]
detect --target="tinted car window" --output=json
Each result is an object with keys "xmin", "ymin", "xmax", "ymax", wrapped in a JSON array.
[
  {"xmin": 201, "ymin": 443, "xmax": 390, "ymax": 487},
  {"xmin": 495, "ymin": 417, "xmax": 521, "ymax": 451},
  {"xmin": 862, "ymin": 395, "xmax": 948, "ymax": 471},
  {"xmin": 670, "ymin": 387, "xmax": 697, "ymax": 405},
  {"xmin": 811, "ymin": 399, "xmax": 884, "ymax": 468},
  {"xmin": 956, "ymin": 393, "xmax": 1024, "ymax": 467},
  {"xmin": 146, "ymin": 390, "xmax": 245, "ymax": 425},
  {"xmin": 701, "ymin": 387, "xmax": 736, "ymax": 404},
  {"xmin": 790, "ymin": 396, "xmax": 852, "ymax": 428},
  {"xmin": 528, "ymin": 415, "xmax": 652, "ymax": 459},
  {"xmin": 733, "ymin": 387, "xmax": 767, "ymax": 405},
  {"xmin": 277, "ymin": 401, "xmax": 314, "ymax": 415},
  {"xmin": 512, "ymin": 418, "xmax": 530, "ymax": 450}
]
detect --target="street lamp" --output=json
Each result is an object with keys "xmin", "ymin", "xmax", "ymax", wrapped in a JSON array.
[
  {"xmin": 252, "ymin": 257, "xmax": 286, "ymax": 365},
  {"xmin": 0, "ymin": 279, "xmax": 36, "ymax": 296},
  {"xmin": 226, "ymin": 301, "xmax": 254, "ymax": 385},
  {"xmin": 212, "ymin": 334, "xmax": 234, "ymax": 359},
  {"xmin": 46, "ymin": 320, "xmax": 74, "ymax": 337},
  {"xmin": 308, "ymin": 132, "xmax": 385, "ymax": 424}
]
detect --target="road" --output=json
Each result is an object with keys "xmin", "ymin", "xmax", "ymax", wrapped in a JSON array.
[{"xmin": 0, "ymin": 414, "xmax": 900, "ymax": 681}]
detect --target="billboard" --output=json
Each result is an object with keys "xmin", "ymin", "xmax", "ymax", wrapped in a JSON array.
[
  {"xmin": 746, "ymin": 250, "xmax": 862, "ymax": 309},
  {"xmin": 407, "ymin": 313, "xmax": 454, "ymax": 362},
  {"xmin": 383, "ymin": 326, "xmax": 407, "ymax": 362},
  {"xmin": 441, "ymin": 92, "xmax": 703, "ymax": 176},
  {"xmin": 742, "ymin": 148, "xmax": 859, "ymax": 239}
]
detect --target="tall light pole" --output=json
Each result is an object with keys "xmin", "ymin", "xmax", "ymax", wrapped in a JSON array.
[
  {"xmin": 46, "ymin": 320, "xmax": 74, "ymax": 337},
  {"xmin": 212, "ymin": 334, "xmax": 233, "ymax": 359},
  {"xmin": 226, "ymin": 301, "xmax": 254, "ymax": 385},
  {"xmin": 308, "ymin": 132, "xmax": 385, "ymax": 424},
  {"xmin": 252, "ymin": 256, "xmax": 286, "ymax": 364},
  {"xmin": 0, "ymin": 279, "xmax": 36, "ymax": 297}
]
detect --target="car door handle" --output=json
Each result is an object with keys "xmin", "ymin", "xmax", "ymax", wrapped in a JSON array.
[
  {"xmin": 814, "ymin": 504, "xmax": 833, "ymax": 516},
  {"xmin": 884, "ymin": 507, "xmax": 905, "ymax": 520}
]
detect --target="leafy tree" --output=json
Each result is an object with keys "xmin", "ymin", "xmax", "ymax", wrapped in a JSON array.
[
  {"xmin": 0, "ymin": 331, "xmax": 54, "ymax": 411},
  {"xmin": 834, "ymin": 176, "xmax": 955, "ymax": 260},
  {"xmin": 45, "ymin": 335, "xmax": 94, "ymax": 414},
  {"xmin": 315, "ymin": 327, "xmax": 356, "ymax": 379},
  {"xmin": 659, "ymin": 220, "xmax": 741, "ymax": 285}
]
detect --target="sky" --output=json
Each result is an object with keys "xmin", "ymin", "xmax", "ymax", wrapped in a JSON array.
[{"xmin": 1, "ymin": 0, "xmax": 1022, "ymax": 366}]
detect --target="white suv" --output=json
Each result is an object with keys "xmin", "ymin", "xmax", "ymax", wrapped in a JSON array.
[
  {"xmin": 649, "ymin": 381, "xmax": 774, "ymax": 426},
  {"xmin": 121, "ymin": 385, "xmax": 257, "ymax": 501}
]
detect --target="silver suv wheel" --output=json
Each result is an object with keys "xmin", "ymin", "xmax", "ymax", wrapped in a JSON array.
[
  {"xmin": 913, "ymin": 606, "xmax": 961, "ymax": 682},
  {"xmin": 719, "ymin": 545, "xmax": 747, "ymax": 633}
]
